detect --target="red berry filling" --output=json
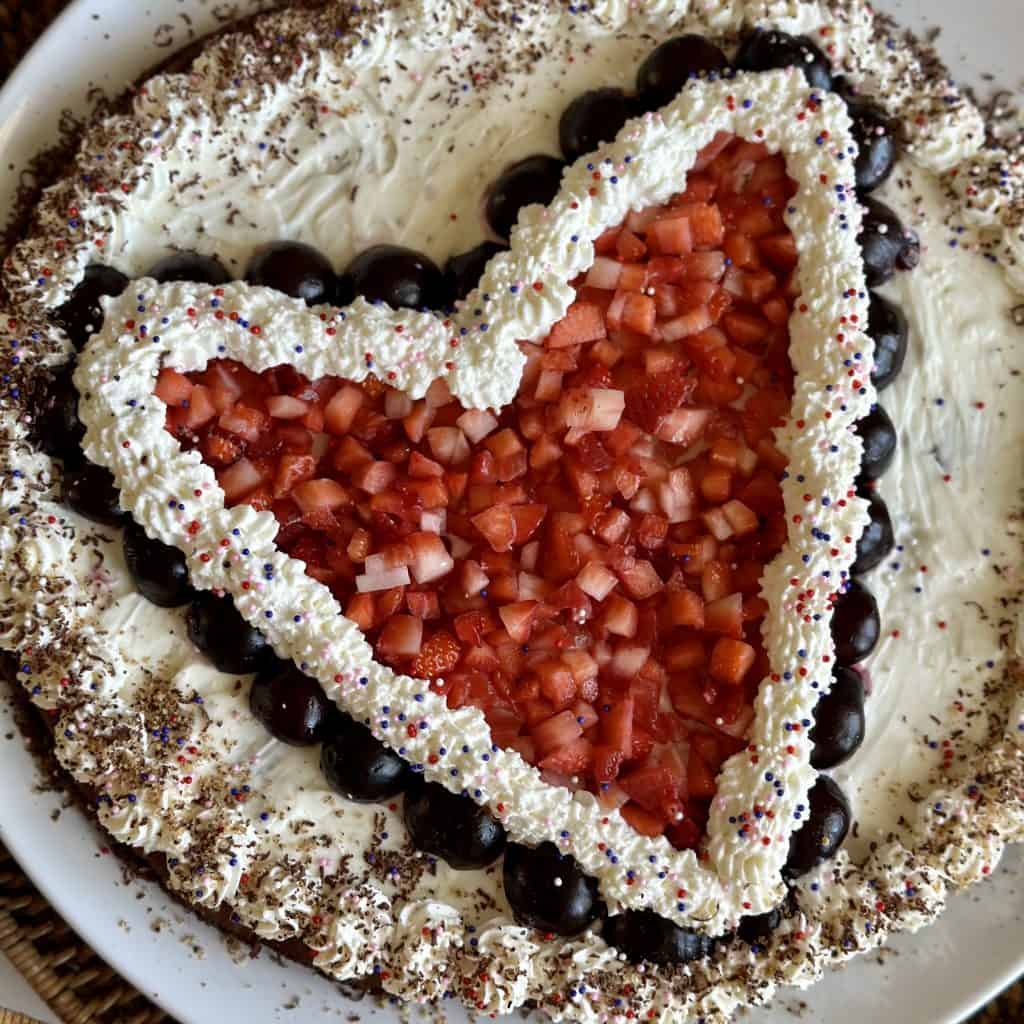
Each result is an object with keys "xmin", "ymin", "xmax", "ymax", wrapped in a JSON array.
[{"xmin": 158, "ymin": 134, "xmax": 798, "ymax": 849}]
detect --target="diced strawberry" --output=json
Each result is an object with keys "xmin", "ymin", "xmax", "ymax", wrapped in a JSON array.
[
  {"xmin": 406, "ymin": 590, "xmax": 441, "ymax": 620},
  {"xmin": 619, "ymin": 803, "xmax": 665, "ymax": 836},
  {"xmin": 692, "ymin": 130, "xmax": 733, "ymax": 172},
  {"xmin": 345, "ymin": 592, "xmax": 375, "ymax": 631},
  {"xmin": 406, "ymin": 531, "xmax": 454, "ymax": 584},
  {"xmin": 292, "ymin": 478, "xmax": 350, "ymax": 515},
  {"xmin": 155, "ymin": 367, "xmax": 194, "ymax": 407},
  {"xmin": 267, "ymin": 394, "xmax": 310, "ymax": 420},
  {"xmin": 666, "ymin": 588, "xmax": 704, "ymax": 629},
  {"xmin": 378, "ymin": 615, "xmax": 423, "ymax": 660},
  {"xmin": 412, "ymin": 631, "xmax": 461, "ymax": 679},
  {"xmin": 351, "ymin": 460, "xmax": 397, "ymax": 495},
  {"xmin": 427, "ymin": 426, "xmax": 471, "ymax": 466},
  {"xmin": 649, "ymin": 215, "xmax": 693, "ymax": 256},
  {"xmin": 532, "ymin": 709, "xmax": 583, "ymax": 756},
  {"xmin": 687, "ymin": 748, "xmax": 718, "ymax": 798},
  {"xmin": 603, "ymin": 593, "xmax": 638, "ymax": 637},
  {"xmin": 547, "ymin": 301, "xmax": 608, "ymax": 348},
  {"xmin": 602, "ymin": 696, "xmax": 634, "ymax": 755},
  {"xmin": 666, "ymin": 817, "xmax": 702, "ymax": 851},
  {"xmin": 273, "ymin": 454, "xmax": 316, "ymax": 498},
  {"xmin": 683, "ymin": 250, "xmax": 726, "ymax": 280},
  {"xmin": 618, "ymin": 559, "xmax": 663, "ymax": 600},
  {"xmin": 704, "ymin": 593, "xmax": 744, "ymax": 639},
  {"xmin": 620, "ymin": 762, "xmax": 682, "ymax": 817},
  {"xmin": 324, "ymin": 385, "xmax": 364, "ymax": 435},
  {"xmin": 676, "ymin": 202, "xmax": 724, "ymax": 247},
  {"xmin": 539, "ymin": 736, "xmax": 592, "ymax": 774},
  {"xmin": 615, "ymin": 228, "xmax": 647, "ymax": 262},
  {"xmin": 472, "ymin": 505, "xmax": 516, "ymax": 553},
  {"xmin": 708, "ymin": 636, "xmax": 756, "ymax": 685},
  {"xmin": 759, "ymin": 232, "xmax": 798, "ymax": 270},
  {"xmin": 723, "ymin": 311, "xmax": 770, "ymax": 347},
  {"xmin": 620, "ymin": 293, "xmax": 657, "ymax": 335},
  {"xmin": 536, "ymin": 660, "xmax": 577, "ymax": 709},
  {"xmin": 499, "ymin": 600, "xmax": 539, "ymax": 643},
  {"xmin": 721, "ymin": 498, "xmax": 758, "ymax": 536},
  {"xmin": 219, "ymin": 404, "xmax": 269, "ymax": 443},
  {"xmin": 218, "ymin": 457, "xmax": 271, "ymax": 504},
  {"xmin": 661, "ymin": 306, "xmax": 713, "ymax": 341},
  {"xmin": 506, "ymin": 503, "xmax": 545, "ymax": 544}
]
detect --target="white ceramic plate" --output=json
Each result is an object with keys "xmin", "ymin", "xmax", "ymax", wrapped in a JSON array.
[{"xmin": 0, "ymin": 3, "xmax": 1020, "ymax": 1022}]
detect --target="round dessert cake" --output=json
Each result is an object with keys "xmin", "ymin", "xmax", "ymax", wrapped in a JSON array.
[{"xmin": 0, "ymin": 1, "xmax": 1021, "ymax": 1021}]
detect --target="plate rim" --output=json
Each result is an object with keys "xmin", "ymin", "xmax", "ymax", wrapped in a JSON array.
[{"xmin": 0, "ymin": 2, "xmax": 1020, "ymax": 1023}]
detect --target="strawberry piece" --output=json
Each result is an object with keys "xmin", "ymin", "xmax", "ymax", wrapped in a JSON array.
[
  {"xmin": 155, "ymin": 368, "xmax": 193, "ymax": 407},
  {"xmin": 547, "ymin": 301, "xmax": 607, "ymax": 348},
  {"xmin": 532, "ymin": 709, "xmax": 584, "ymax": 756},
  {"xmin": 539, "ymin": 736, "xmax": 593, "ymax": 774},
  {"xmin": 649, "ymin": 215, "xmax": 693, "ymax": 256},
  {"xmin": 615, "ymin": 228, "xmax": 647, "ymax": 262},
  {"xmin": 411, "ymin": 630, "xmax": 462, "ymax": 679},
  {"xmin": 704, "ymin": 593, "xmax": 744, "ymax": 639},
  {"xmin": 472, "ymin": 505, "xmax": 516, "ymax": 553},
  {"xmin": 378, "ymin": 614, "xmax": 424, "ymax": 660},
  {"xmin": 619, "ymin": 803, "xmax": 665, "ymax": 836},
  {"xmin": 274, "ymin": 454, "xmax": 316, "ymax": 499},
  {"xmin": 687, "ymin": 748, "xmax": 718, "ymax": 798},
  {"xmin": 219, "ymin": 404, "xmax": 270, "ymax": 443},
  {"xmin": 406, "ymin": 531, "xmax": 454, "ymax": 584},
  {"xmin": 623, "ymin": 364, "xmax": 696, "ymax": 433},
  {"xmin": 709, "ymin": 636, "xmax": 757, "ymax": 685},
  {"xmin": 498, "ymin": 600, "xmax": 539, "ymax": 643}
]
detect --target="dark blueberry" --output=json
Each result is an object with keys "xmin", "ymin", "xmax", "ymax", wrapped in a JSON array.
[
  {"xmin": 603, "ymin": 910, "xmax": 713, "ymax": 965},
  {"xmin": 485, "ymin": 156, "xmax": 565, "ymax": 241},
  {"xmin": 61, "ymin": 462, "xmax": 124, "ymax": 526},
  {"xmin": 334, "ymin": 271, "xmax": 356, "ymax": 308},
  {"xmin": 245, "ymin": 241, "xmax": 336, "ymax": 306},
  {"xmin": 734, "ymin": 29, "xmax": 833, "ymax": 91},
  {"xmin": 852, "ymin": 487, "xmax": 894, "ymax": 575},
  {"xmin": 810, "ymin": 666, "xmax": 866, "ymax": 770},
  {"xmin": 868, "ymin": 293, "xmax": 908, "ymax": 391},
  {"xmin": 503, "ymin": 842, "xmax": 603, "ymax": 936},
  {"xmin": 345, "ymin": 244, "xmax": 449, "ymax": 311},
  {"xmin": 636, "ymin": 36, "xmax": 731, "ymax": 111},
  {"xmin": 856, "ymin": 404, "xmax": 897, "ymax": 481},
  {"xmin": 559, "ymin": 88, "xmax": 633, "ymax": 163},
  {"xmin": 122, "ymin": 519, "xmax": 192, "ymax": 607},
  {"xmin": 186, "ymin": 591, "xmax": 274, "ymax": 674},
  {"xmin": 443, "ymin": 241, "xmax": 508, "ymax": 302},
  {"xmin": 737, "ymin": 906, "xmax": 782, "ymax": 945},
  {"xmin": 320, "ymin": 716, "xmax": 410, "ymax": 802},
  {"xmin": 847, "ymin": 100, "xmax": 898, "ymax": 193},
  {"xmin": 147, "ymin": 251, "xmax": 230, "ymax": 286},
  {"xmin": 831, "ymin": 579, "xmax": 880, "ymax": 666},
  {"xmin": 859, "ymin": 198, "xmax": 919, "ymax": 289},
  {"xmin": 403, "ymin": 780, "xmax": 506, "ymax": 869},
  {"xmin": 784, "ymin": 775, "xmax": 851, "ymax": 878},
  {"xmin": 53, "ymin": 265, "xmax": 129, "ymax": 351},
  {"xmin": 33, "ymin": 366, "xmax": 85, "ymax": 462},
  {"xmin": 250, "ymin": 663, "xmax": 332, "ymax": 745}
]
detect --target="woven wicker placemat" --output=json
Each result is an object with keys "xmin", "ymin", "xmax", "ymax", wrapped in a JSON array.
[{"xmin": 0, "ymin": 3, "xmax": 1020, "ymax": 1023}]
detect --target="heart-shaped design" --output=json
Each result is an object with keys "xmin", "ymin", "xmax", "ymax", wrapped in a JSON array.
[{"xmin": 75, "ymin": 70, "xmax": 872, "ymax": 933}]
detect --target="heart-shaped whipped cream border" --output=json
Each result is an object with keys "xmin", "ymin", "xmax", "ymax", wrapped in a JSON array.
[{"xmin": 75, "ymin": 70, "xmax": 872, "ymax": 933}]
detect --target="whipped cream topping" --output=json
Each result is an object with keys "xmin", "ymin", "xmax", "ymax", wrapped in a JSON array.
[
  {"xmin": 0, "ymin": 1, "xmax": 1020, "ymax": 1022},
  {"xmin": 73, "ymin": 68, "xmax": 872, "ymax": 935}
]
